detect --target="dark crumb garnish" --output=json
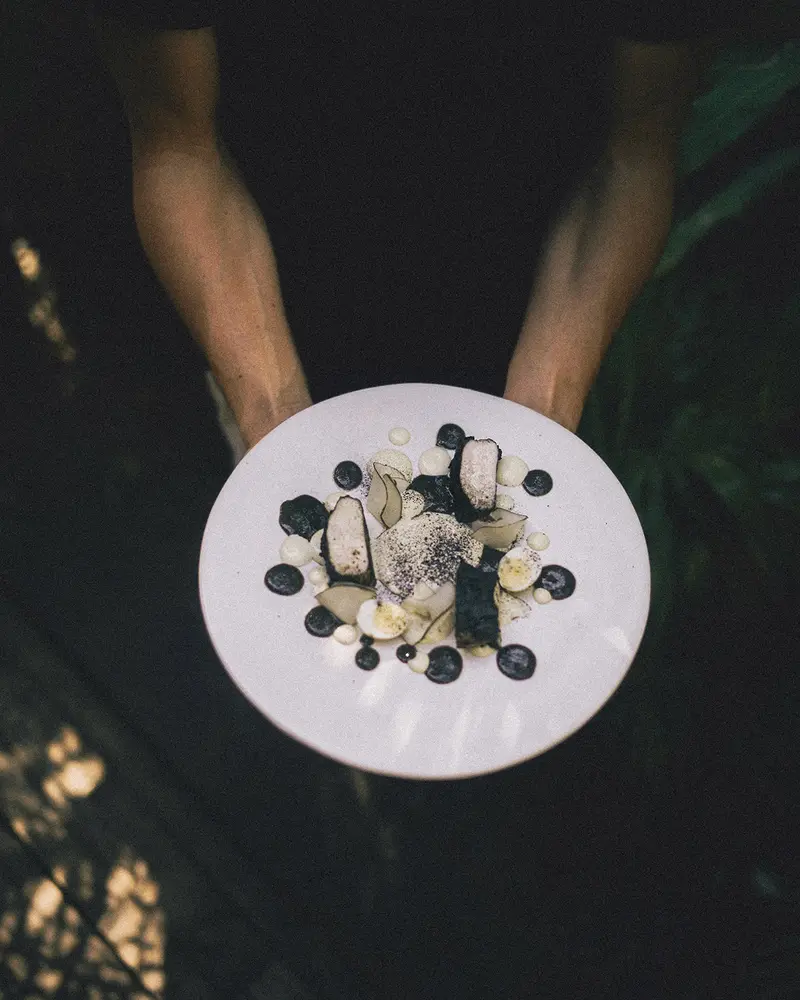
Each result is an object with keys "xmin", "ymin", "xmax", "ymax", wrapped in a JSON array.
[
  {"xmin": 496, "ymin": 644, "xmax": 536, "ymax": 680},
  {"xmin": 396, "ymin": 643, "xmax": 417, "ymax": 663},
  {"xmin": 333, "ymin": 460, "xmax": 363, "ymax": 490},
  {"xmin": 265, "ymin": 563, "xmax": 304, "ymax": 595},
  {"xmin": 436, "ymin": 423, "xmax": 467, "ymax": 450},
  {"xmin": 355, "ymin": 646, "xmax": 380, "ymax": 670},
  {"xmin": 522, "ymin": 470, "xmax": 553, "ymax": 497}
]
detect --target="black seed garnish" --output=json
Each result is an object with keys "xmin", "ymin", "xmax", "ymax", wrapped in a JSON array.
[
  {"xmin": 425, "ymin": 646, "xmax": 463, "ymax": 684},
  {"xmin": 523, "ymin": 470, "xmax": 553, "ymax": 497},
  {"xmin": 534, "ymin": 565, "xmax": 576, "ymax": 600},
  {"xmin": 359, "ymin": 634, "xmax": 375, "ymax": 646},
  {"xmin": 264, "ymin": 563, "xmax": 304, "ymax": 595},
  {"xmin": 333, "ymin": 460, "xmax": 363, "ymax": 490},
  {"xmin": 497, "ymin": 644, "xmax": 536, "ymax": 680},
  {"xmin": 396, "ymin": 644, "xmax": 417, "ymax": 663},
  {"xmin": 436, "ymin": 423, "xmax": 467, "ymax": 450},
  {"xmin": 355, "ymin": 646, "xmax": 380, "ymax": 670},
  {"xmin": 409, "ymin": 475, "xmax": 456, "ymax": 514},
  {"xmin": 279, "ymin": 494, "xmax": 329, "ymax": 538},
  {"xmin": 304, "ymin": 605, "xmax": 341, "ymax": 637}
]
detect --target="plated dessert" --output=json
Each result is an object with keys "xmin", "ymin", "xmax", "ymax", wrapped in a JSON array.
[{"xmin": 264, "ymin": 422, "xmax": 575, "ymax": 684}]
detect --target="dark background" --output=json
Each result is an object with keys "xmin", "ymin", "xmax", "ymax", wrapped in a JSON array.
[{"xmin": 1, "ymin": 3, "xmax": 799, "ymax": 998}]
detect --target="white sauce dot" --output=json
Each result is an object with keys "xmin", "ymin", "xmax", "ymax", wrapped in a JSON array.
[
  {"xmin": 408, "ymin": 652, "xmax": 429, "ymax": 673},
  {"xmin": 495, "ymin": 493, "xmax": 515, "ymax": 511},
  {"xmin": 279, "ymin": 534, "xmax": 314, "ymax": 567},
  {"xmin": 309, "ymin": 566, "xmax": 328, "ymax": 586},
  {"xmin": 533, "ymin": 587, "xmax": 553, "ymax": 605},
  {"xmin": 389, "ymin": 427, "xmax": 411, "ymax": 446},
  {"xmin": 527, "ymin": 531, "xmax": 550, "ymax": 551},
  {"xmin": 496, "ymin": 455, "xmax": 529, "ymax": 487},
  {"xmin": 333, "ymin": 624, "xmax": 359, "ymax": 645},
  {"xmin": 325, "ymin": 491, "xmax": 348, "ymax": 511},
  {"xmin": 418, "ymin": 446, "xmax": 451, "ymax": 476}
]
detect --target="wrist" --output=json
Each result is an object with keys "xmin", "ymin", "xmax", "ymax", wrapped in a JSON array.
[{"xmin": 503, "ymin": 370, "xmax": 584, "ymax": 433}]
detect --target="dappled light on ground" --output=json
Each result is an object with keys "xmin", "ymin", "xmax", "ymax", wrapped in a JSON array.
[{"xmin": 0, "ymin": 725, "xmax": 166, "ymax": 997}]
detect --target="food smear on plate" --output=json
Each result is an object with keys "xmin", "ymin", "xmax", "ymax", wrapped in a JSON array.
[{"xmin": 263, "ymin": 422, "xmax": 575, "ymax": 683}]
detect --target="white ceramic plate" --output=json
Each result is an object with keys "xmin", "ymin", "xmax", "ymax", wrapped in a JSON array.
[{"xmin": 199, "ymin": 384, "xmax": 650, "ymax": 780}]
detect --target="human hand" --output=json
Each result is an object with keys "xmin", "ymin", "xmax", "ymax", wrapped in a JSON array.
[
  {"xmin": 237, "ymin": 384, "xmax": 313, "ymax": 452},
  {"xmin": 502, "ymin": 380, "xmax": 583, "ymax": 434}
]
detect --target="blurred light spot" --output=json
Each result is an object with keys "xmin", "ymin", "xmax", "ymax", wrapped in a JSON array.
[
  {"xmin": 61, "ymin": 728, "xmax": 81, "ymax": 755},
  {"xmin": 56, "ymin": 757, "xmax": 105, "ymax": 798},
  {"xmin": 7, "ymin": 953, "xmax": 28, "ymax": 980},
  {"xmin": 108, "ymin": 865, "xmax": 136, "ymax": 900},
  {"xmin": 46, "ymin": 741, "xmax": 66, "ymax": 765},
  {"xmin": 35, "ymin": 968, "xmax": 63, "ymax": 993},
  {"xmin": 11, "ymin": 239, "xmax": 41, "ymax": 281},
  {"xmin": 29, "ymin": 881, "xmax": 63, "ymax": 920},
  {"xmin": 142, "ymin": 969, "xmax": 166, "ymax": 991},
  {"xmin": 58, "ymin": 928, "xmax": 79, "ymax": 956},
  {"xmin": 42, "ymin": 776, "xmax": 67, "ymax": 807}
]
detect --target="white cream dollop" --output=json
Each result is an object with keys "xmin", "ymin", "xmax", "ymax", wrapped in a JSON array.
[
  {"xmin": 418, "ymin": 446, "xmax": 451, "ymax": 476},
  {"xmin": 533, "ymin": 587, "xmax": 553, "ymax": 604},
  {"xmin": 279, "ymin": 534, "xmax": 314, "ymax": 567},
  {"xmin": 408, "ymin": 651, "xmax": 429, "ymax": 673},
  {"xmin": 333, "ymin": 624, "xmax": 359, "ymax": 644},
  {"xmin": 527, "ymin": 531, "xmax": 550, "ymax": 551},
  {"xmin": 495, "ymin": 493, "xmax": 515, "ymax": 511},
  {"xmin": 496, "ymin": 455, "xmax": 529, "ymax": 487},
  {"xmin": 309, "ymin": 528, "xmax": 326, "ymax": 564},
  {"xmin": 368, "ymin": 449, "xmax": 413, "ymax": 482},
  {"xmin": 308, "ymin": 565, "xmax": 328, "ymax": 586},
  {"xmin": 389, "ymin": 427, "xmax": 411, "ymax": 446}
]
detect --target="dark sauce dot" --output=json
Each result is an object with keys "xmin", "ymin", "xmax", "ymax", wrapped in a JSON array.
[
  {"xmin": 359, "ymin": 634, "xmax": 375, "ymax": 646},
  {"xmin": 534, "ymin": 565, "xmax": 576, "ymax": 600},
  {"xmin": 333, "ymin": 460, "xmax": 363, "ymax": 490},
  {"xmin": 425, "ymin": 646, "xmax": 463, "ymax": 684},
  {"xmin": 355, "ymin": 646, "xmax": 380, "ymax": 670},
  {"xmin": 522, "ymin": 470, "xmax": 553, "ymax": 497},
  {"xmin": 496, "ymin": 644, "xmax": 536, "ymax": 680},
  {"xmin": 396, "ymin": 644, "xmax": 417, "ymax": 663},
  {"xmin": 304, "ymin": 605, "xmax": 341, "ymax": 637},
  {"xmin": 264, "ymin": 563, "xmax": 304, "ymax": 596},
  {"xmin": 279, "ymin": 494, "xmax": 329, "ymax": 538},
  {"xmin": 436, "ymin": 423, "xmax": 467, "ymax": 450}
]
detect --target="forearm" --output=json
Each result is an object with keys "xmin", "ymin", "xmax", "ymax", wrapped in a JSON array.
[
  {"xmin": 505, "ymin": 146, "xmax": 676, "ymax": 430},
  {"xmin": 130, "ymin": 133, "xmax": 308, "ymax": 445}
]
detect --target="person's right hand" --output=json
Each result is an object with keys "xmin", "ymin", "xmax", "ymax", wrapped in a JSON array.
[{"xmin": 237, "ymin": 383, "xmax": 313, "ymax": 452}]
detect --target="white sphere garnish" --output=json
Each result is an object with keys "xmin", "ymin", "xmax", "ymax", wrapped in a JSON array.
[
  {"xmin": 498, "ymin": 546, "xmax": 541, "ymax": 592},
  {"xmin": 312, "ymin": 582, "xmax": 329, "ymax": 596},
  {"xmin": 408, "ymin": 651, "xmax": 429, "ymax": 673},
  {"xmin": 279, "ymin": 534, "xmax": 314, "ymax": 567},
  {"xmin": 356, "ymin": 599, "xmax": 409, "ymax": 640},
  {"xmin": 309, "ymin": 528, "xmax": 325, "ymax": 564},
  {"xmin": 333, "ymin": 624, "xmax": 359, "ymax": 645},
  {"xmin": 325, "ymin": 491, "xmax": 348, "ymax": 511},
  {"xmin": 308, "ymin": 565, "xmax": 328, "ymax": 586},
  {"xmin": 400, "ymin": 489, "xmax": 425, "ymax": 519},
  {"xmin": 496, "ymin": 455, "xmax": 529, "ymax": 487},
  {"xmin": 418, "ymin": 446, "xmax": 451, "ymax": 476},
  {"xmin": 527, "ymin": 531, "xmax": 550, "ymax": 551},
  {"xmin": 495, "ymin": 493, "xmax": 515, "ymax": 511},
  {"xmin": 533, "ymin": 587, "xmax": 553, "ymax": 605},
  {"xmin": 389, "ymin": 427, "xmax": 411, "ymax": 446},
  {"xmin": 368, "ymin": 449, "xmax": 413, "ymax": 482}
]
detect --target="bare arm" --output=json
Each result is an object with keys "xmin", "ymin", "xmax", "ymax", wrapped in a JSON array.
[
  {"xmin": 504, "ymin": 40, "xmax": 700, "ymax": 431},
  {"xmin": 96, "ymin": 23, "xmax": 310, "ymax": 448}
]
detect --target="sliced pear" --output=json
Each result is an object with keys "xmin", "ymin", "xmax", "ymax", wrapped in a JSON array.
[
  {"xmin": 366, "ymin": 470, "xmax": 388, "ymax": 523},
  {"xmin": 373, "ymin": 461, "xmax": 410, "ymax": 491},
  {"xmin": 315, "ymin": 583, "xmax": 377, "ymax": 625},
  {"xmin": 419, "ymin": 605, "xmax": 456, "ymax": 644},
  {"xmin": 380, "ymin": 471, "xmax": 404, "ymax": 527},
  {"xmin": 471, "ymin": 510, "xmax": 528, "ymax": 550},
  {"xmin": 493, "ymin": 583, "xmax": 531, "ymax": 627}
]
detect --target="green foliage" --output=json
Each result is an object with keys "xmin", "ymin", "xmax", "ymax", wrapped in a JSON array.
[{"xmin": 580, "ymin": 42, "xmax": 800, "ymax": 777}]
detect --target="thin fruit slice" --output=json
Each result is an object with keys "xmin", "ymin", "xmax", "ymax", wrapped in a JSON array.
[
  {"xmin": 315, "ymin": 583, "xmax": 377, "ymax": 625},
  {"xmin": 471, "ymin": 510, "xmax": 528, "ymax": 551}
]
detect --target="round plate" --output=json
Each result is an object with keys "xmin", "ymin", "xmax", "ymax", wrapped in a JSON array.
[{"xmin": 199, "ymin": 384, "xmax": 650, "ymax": 780}]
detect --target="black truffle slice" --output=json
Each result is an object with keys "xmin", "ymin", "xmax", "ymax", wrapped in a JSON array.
[
  {"xmin": 264, "ymin": 563, "xmax": 304, "ymax": 595},
  {"xmin": 333, "ymin": 460, "xmax": 363, "ymax": 490},
  {"xmin": 409, "ymin": 475, "xmax": 457, "ymax": 515},
  {"xmin": 355, "ymin": 646, "xmax": 380, "ymax": 670},
  {"xmin": 496, "ymin": 644, "xmax": 536, "ymax": 680},
  {"xmin": 455, "ymin": 561, "xmax": 501, "ymax": 649},
  {"xmin": 304, "ymin": 605, "xmax": 341, "ymax": 637},
  {"xmin": 436, "ymin": 423, "xmax": 467, "ymax": 450},
  {"xmin": 534, "ymin": 565, "xmax": 576, "ymax": 600},
  {"xmin": 320, "ymin": 496, "xmax": 375, "ymax": 587},
  {"xmin": 279, "ymin": 494, "xmax": 329, "ymax": 539},
  {"xmin": 425, "ymin": 646, "xmax": 463, "ymax": 684},
  {"xmin": 449, "ymin": 437, "xmax": 501, "ymax": 522},
  {"xmin": 523, "ymin": 470, "xmax": 553, "ymax": 497},
  {"xmin": 476, "ymin": 546, "xmax": 503, "ymax": 574}
]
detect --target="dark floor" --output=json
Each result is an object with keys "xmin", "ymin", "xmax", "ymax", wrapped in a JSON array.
[{"xmin": 2, "ymin": 4, "xmax": 799, "ymax": 999}]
